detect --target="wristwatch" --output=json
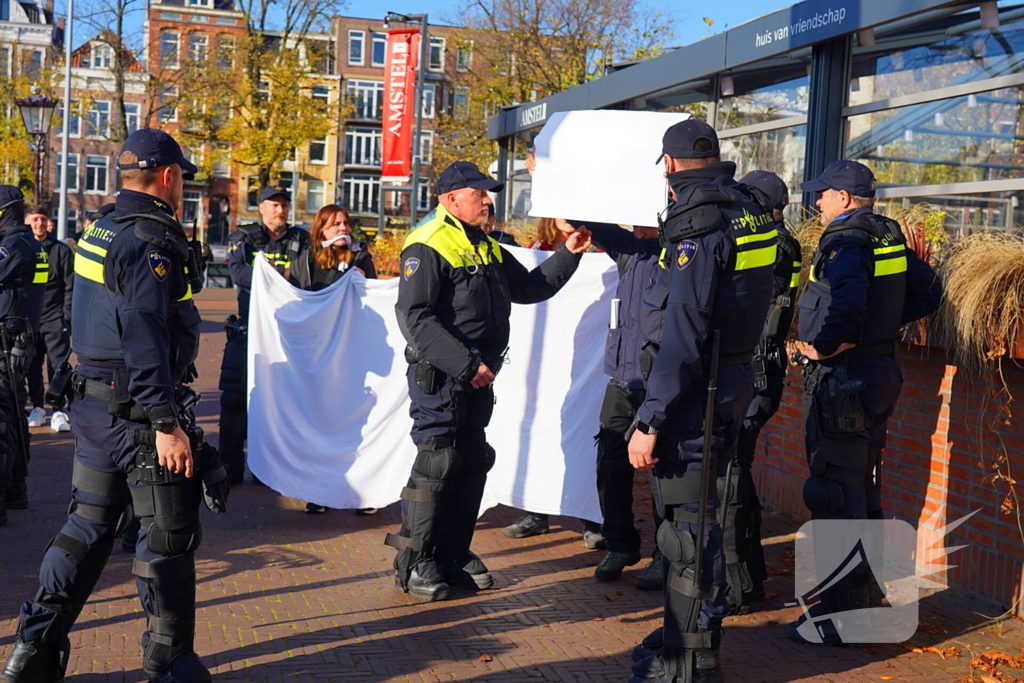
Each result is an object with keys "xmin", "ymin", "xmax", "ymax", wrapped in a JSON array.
[
  {"xmin": 634, "ymin": 419, "xmax": 659, "ymax": 435},
  {"xmin": 151, "ymin": 416, "xmax": 178, "ymax": 434}
]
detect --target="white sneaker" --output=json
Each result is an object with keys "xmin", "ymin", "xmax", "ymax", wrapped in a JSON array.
[
  {"xmin": 27, "ymin": 407, "xmax": 46, "ymax": 428},
  {"xmin": 51, "ymin": 411, "xmax": 71, "ymax": 432}
]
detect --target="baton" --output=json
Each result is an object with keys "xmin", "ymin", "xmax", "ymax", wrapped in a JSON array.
[{"xmin": 693, "ymin": 329, "xmax": 721, "ymax": 589}]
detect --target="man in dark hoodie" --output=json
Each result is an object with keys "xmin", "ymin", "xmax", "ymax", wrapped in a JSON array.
[
  {"xmin": 24, "ymin": 205, "xmax": 74, "ymax": 433},
  {"xmin": 626, "ymin": 120, "xmax": 777, "ymax": 683},
  {"xmin": 0, "ymin": 186, "xmax": 46, "ymax": 525}
]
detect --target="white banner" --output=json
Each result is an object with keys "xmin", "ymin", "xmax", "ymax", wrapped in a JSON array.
[
  {"xmin": 528, "ymin": 109, "xmax": 690, "ymax": 227},
  {"xmin": 246, "ymin": 249, "xmax": 618, "ymax": 522}
]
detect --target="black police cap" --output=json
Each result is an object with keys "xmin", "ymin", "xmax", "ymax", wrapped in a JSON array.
[
  {"xmin": 0, "ymin": 185, "xmax": 25, "ymax": 214},
  {"xmin": 658, "ymin": 119, "xmax": 720, "ymax": 163},
  {"xmin": 436, "ymin": 161, "xmax": 504, "ymax": 195},
  {"xmin": 260, "ymin": 185, "xmax": 291, "ymax": 203},
  {"xmin": 801, "ymin": 160, "xmax": 876, "ymax": 198},
  {"xmin": 117, "ymin": 128, "xmax": 199, "ymax": 178},
  {"xmin": 740, "ymin": 170, "xmax": 789, "ymax": 211}
]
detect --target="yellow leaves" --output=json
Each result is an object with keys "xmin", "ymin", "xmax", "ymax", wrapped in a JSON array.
[{"xmin": 910, "ymin": 646, "xmax": 962, "ymax": 659}]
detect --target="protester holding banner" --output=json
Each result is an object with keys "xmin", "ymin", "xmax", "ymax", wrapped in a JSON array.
[
  {"xmin": 627, "ymin": 120, "xmax": 778, "ymax": 683},
  {"xmin": 385, "ymin": 160, "xmax": 592, "ymax": 602}
]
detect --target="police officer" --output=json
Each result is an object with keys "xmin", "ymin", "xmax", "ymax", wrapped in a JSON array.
[
  {"xmin": 25, "ymin": 204, "xmax": 74, "ymax": 434},
  {"xmin": 714, "ymin": 171, "xmax": 803, "ymax": 614},
  {"xmin": 220, "ymin": 186, "xmax": 309, "ymax": 483},
  {"xmin": 627, "ymin": 120, "xmax": 777, "ymax": 683},
  {"xmin": 787, "ymin": 160, "xmax": 941, "ymax": 645},
  {"xmin": 388, "ymin": 161, "xmax": 591, "ymax": 601},
  {"xmin": 1, "ymin": 129, "xmax": 229, "ymax": 683},
  {"xmin": 0, "ymin": 186, "xmax": 46, "ymax": 525}
]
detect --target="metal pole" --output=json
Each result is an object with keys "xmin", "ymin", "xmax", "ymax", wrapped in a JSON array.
[
  {"xmin": 32, "ymin": 139, "xmax": 42, "ymax": 205},
  {"xmin": 290, "ymin": 146, "xmax": 298, "ymax": 225},
  {"xmin": 409, "ymin": 14, "xmax": 427, "ymax": 227},
  {"xmin": 57, "ymin": 0, "xmax": 72, "ymax": 242}
]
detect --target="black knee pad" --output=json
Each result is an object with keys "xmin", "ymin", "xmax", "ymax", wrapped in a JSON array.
[
  {"xmin": 803, "ymin": 476, "xmax": 844, "ymax": 515},
  {"xmin": 413, "ymin": 445, "xmax": 461, "ymax": 481},
  {"xmin": 461, "ymin": 444, "xmax": 495, "ymax": 476},
  {"xmin": 130, "ymin": 481, "xmax": 203, "ymax": 557},
  {"xmin": 656, "ymin": 520, "xmax": 695, "ymax": 567}
]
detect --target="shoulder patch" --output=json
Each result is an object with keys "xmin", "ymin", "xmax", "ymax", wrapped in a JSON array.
[
  {"xmin": 676, "ymin": 240, "xmax": 698, "ymax": 270},
  {"xmin": 403, "ymin": 257, "xmax": 421, "ymax": 280},
  {"xmin": 828, "ymin": 249, "xmax": 840, "ymax": 262},
  {"xmin": 149, "ymin": 251, "xmax": 171, "ymax": 281},
  {"xmin": 0, "ymin": 247, "xmax": 8, "ymax": 263}
]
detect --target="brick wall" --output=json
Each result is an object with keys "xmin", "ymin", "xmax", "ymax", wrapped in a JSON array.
[{"xmin": 755, "ymin": 343, "xmax": 1024, "ymax": 614}]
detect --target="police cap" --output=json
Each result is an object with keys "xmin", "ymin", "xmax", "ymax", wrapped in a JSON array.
[
  {"xmin": 740, "ymin": 170, "xmax": 789, "ymax": 211},
  {"xmin": 117, "ymin": 128, "xmax": 199, "ymax": 178},
  {"xmin": 0, "ymin": 185, "xmax": 25, "ymax": 214},
  {"xmin": 436, "ymin": 161, "xmax": 504, "ymax": 195},
  {"xmin": 657, "ymin": 119, "xmax": 720, "ymax": 163},
  {"xmin": 801, "ymin": 160, "xmax": 876, "ymax": 198},
  {"xmin": 260, "ymin": 185, "xmax": 291, "ymax": 203}
]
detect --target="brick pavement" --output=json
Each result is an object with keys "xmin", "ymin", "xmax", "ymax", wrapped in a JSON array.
[{"xmin": 1, "ymin": 289, "xmax": 1021, "ymax": 683}]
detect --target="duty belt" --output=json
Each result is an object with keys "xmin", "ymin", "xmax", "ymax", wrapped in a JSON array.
[
  {"xmin": 70, "ymin": 373, "xmax": 148, "ymax": 421},
  {"xmin": 718, "ymin": 351, "xmax": 754, "ymax": 368},
  {"xmin": 825, "ymin": 340, "xmax": 898, "ymax": 364}
]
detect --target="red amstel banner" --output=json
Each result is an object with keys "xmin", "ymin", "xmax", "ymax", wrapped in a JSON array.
[{"xmin": 381, "ymin": 29, "xmax": 420, "ymax": 183}]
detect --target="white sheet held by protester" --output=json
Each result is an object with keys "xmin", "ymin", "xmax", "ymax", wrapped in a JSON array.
[
  {"xmin": 529, "ymin": 109, "xmax": 690, "ymax": 228},
  {"xmin": 246, "ymin": 250, "xmax": 618, "ymax": 522}
]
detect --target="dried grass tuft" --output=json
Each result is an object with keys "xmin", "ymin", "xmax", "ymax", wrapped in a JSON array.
[{"xmin": 938, "ymin": 232, "xmax": 1024, "ymax": 364}]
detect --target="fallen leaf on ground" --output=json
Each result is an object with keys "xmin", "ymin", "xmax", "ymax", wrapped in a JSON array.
[
  {"xmin": 862, "ymin": 647, "xmax": 879, "ymax": 654},
  {"xmin": 478, "ymin": 653, "xmax": 493, "ymax": 663},
  {"xmin": 970, "ymin": 650, "xmax": 1024, "ymax": 675},
  {"xmin": 919, "ymin": 646, "xmax": 961, "ymax": 660},
  {"xmin": 880, "ymin": 676, "xmax": 896, "ymax": 680}
]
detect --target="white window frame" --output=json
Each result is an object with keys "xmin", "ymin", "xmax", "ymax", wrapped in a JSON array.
[
  {"xmin": 56, "ymin": 153, "xmax": 79, "ymax": 192},
  {"xmin": 306, "ymin": 179, "xmax": 325, "ymax": 213},
  {"xmin": 215, "ymin": 34, "xmax": 234, "ymax": 68},
  {"xmin": 428, "ymin": 36, "xmax": 445, "ymax": 72},
  {"xmin": 123, "ymin": 101, "xmax": 140, "ymax": 134},
  {"xmin": 188, "ymin": 32, "xmax": 208, "ymax": 62},
  {"xmin": 212, "ymin": 144, "xmax": 230, "ymax": 177},
  {"xmin": 345, "ymin": 79, "xmax": 384, "ymax": 120},
  {"xmin": 308, "ymin": 136, "xmax": 328, "ymax": 164},
  {"xmin": 84, "ymin": 154, "xmax": 109, "ymax": 195},
  {"xmin": 422, "ymin": 82, "xmax": 436, "ymax": 119},
  {"xmin": 157, "ymin": 87, "xmax": 178, "ymax": 123},
  {"xmin": 343, "ymin": 174, "xmax": 380, "ymax": 214},
  {"xmin": 456, "ymin": 40, "xmax": 473, "ymax": 72},
  {"xmin": 348, "ymin": 29, "xmax": 365, "ymax": 66},
  {"xmin": 85, "ymin": 100, "xmax": 111, "ymax": 138},
  {"xmin": 59, "ymin": 99, "xmax": 81, "ymax": 137},
  {"xmin": 181, "ymin": 190, "xmax": 202, "ymax": 226},
  {"xmin": 188, "ymin": 0, "xmax": 212, "ymax": 7},
  {"xmin": 91, "ymin": 42, "xmax": 114, "ymax": 68},
  {"xmin": 418, "ymin": 129, "xmax": 433, "ymax": 165},
  {"xmin": 371, "ymin": 32, "xmax": 387, "ymax": 67},
  {"xmin": 417, "ymin": 182, "xmax": 430, "ymax": 212},
  {"xmin": 160, "ymin": 30, "xmax": 179, "ymax": 68},
  {"xmin": 344, "ymin": 126, "xmax": 381, "ymax": 167},
  {"xmin": 247, "ymin": 176, "xmax": 260, "ymax": 210},
  {"xmin": 0, "ymin": 47, "xmax": 10, "ymax": 77}
]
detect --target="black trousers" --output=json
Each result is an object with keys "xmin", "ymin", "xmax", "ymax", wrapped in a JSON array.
[
  {"xmin": 27, "ymin": 318, "xmax": 70, "ymax": 409},
  {"xmin": 595, "ymin": 380, "xmax": 648, "ymax": 554}
]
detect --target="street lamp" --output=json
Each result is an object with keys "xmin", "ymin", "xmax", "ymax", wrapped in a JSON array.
[
  {"xmin": 381, "ymin": 11, "xmax": 429, "ymax": 227},
  {"xmin": 15, "ymin": 86, "xmax": 59, "ymax": 206}
]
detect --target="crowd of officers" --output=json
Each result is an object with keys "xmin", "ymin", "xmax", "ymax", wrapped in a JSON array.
[{"xmin": 0, "ymin": 116, "xmax": 942, "ymax": 683}]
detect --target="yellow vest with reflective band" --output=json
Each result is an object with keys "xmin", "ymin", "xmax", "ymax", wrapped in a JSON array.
[
  {"xmin": 33, "ymin": 244, "xmax": 48, "ymax": 284},
  {"xmin": 809, "ymin": 233, "xmax": 907, "ymax": 282},
  {"xmin": 74, "ymin": 221, "xmax": 193, "ymax": 302},
  {"xmin": 404, "ymin": 204, "xmax": 504, "ymax": 269},
  {"xmin": 656, "ymin": 205, "xmax": 777, "ymax": 272}
]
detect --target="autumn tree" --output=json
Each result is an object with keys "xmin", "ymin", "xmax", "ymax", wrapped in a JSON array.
[{"xmin": 0, "ymin": 51, "xmax": 60, "ymax": 192}]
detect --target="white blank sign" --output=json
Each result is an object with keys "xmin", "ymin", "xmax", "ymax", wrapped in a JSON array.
[{"xmin": 528, "ymin": 110, "xmax": 691, "ymax": 228}]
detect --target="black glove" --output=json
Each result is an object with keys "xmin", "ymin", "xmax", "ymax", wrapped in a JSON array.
[
  {"xmin": 8, "ymin": 342, "xmax": 34, "ymax": 378},
  {"xmin": 199, "ymin": 443, "xmax": 229, "ymax": 513},
  {"xmin": 182, "ymin": 363, "xmax": 199, "ymax": 384}
]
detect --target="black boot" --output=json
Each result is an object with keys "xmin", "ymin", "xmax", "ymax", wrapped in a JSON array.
[
  {"xmin": 6, "ymin": 480, "xmax": 28, "ymax": 510},
  {"xmin": 631, "ymin": 627, "xmax": 663, "ymax": 663},
  {"xmin": 0, "ymin": 637, "xmax": 71, "ymax": 683}
]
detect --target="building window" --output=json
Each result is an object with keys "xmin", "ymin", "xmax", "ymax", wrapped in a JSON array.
[
  {"xmin": 87, "ymin": 42, "xmax": 114, "ymax": 68},
  {"xmin": 344, "ymin": 126, "xmax": 381, "ymax": 166},
  {"xmin": 212, "ymin": 144, "xmax": 230, "ymax": 176},
  {"xmin": 58, "ymin": 100, "xmax": 81, "ymax": 136},
  {"xmin": 429, "ymin": 36, "xmax": 444, "ymax": 72},
  {"xmin": 348, "ymin": 29, "xmax": 365, "ymax": 65},
  {"xmin": 343, "ymin": 174, "xmax": 380, "ymax": 214},
  {"xmin": 422, "ymin": 82, "xmax": 436, "ymax": 118},
  {"xmin": 456, "ymin": 41, "xmax": 473, "ymax": 72},
  {"xmin": 188, "ymin": 32, "xmax": 208, "ymax": 62},
  {"xmin": 418, "ymin": 182, "xmax": 431, "ymax": 212},
  {"xmin": 306, "ymin": 180, "xmax": 325, "ymax": 213},
  {"xmin": 309, "ymin": 136, "xmax": 327, "ymax": 163},
  {"xmin": 0, "ymin": 0, "xmax": 8, "ymax": 22},
  {"xmin": 189, "ymin": 0, "xmax": 212, "ymax": 6},
  {"xmin": 215, "ymin": 34, "xmax": 234, "ymax": 68},
  {"xmin": 371, "ymin": 32, "xmax": 386, "ymax": 67},
  {"xmin": 85, "ymin": 155, "xmax": 108, "ymax": 194},
  {"xmin": 157, "ymin": 87, "xmax": 177, "ymax": 122},
  {"xmin": 247, "ymin": 176, "xmax": 260, "ymax": 210},
  {"xmin": 345, "ymin": 79, "xmax": 384, "ymax": 120},
  {"xmin": 25, "ymin": 51, "xmax": 42, "ymax": 80},
  {"xmin": 85, "ymin": 100, "xmax": 110, "ymax": 138},
  {"xmin": 64, "ymin": 209, "xmax": 78, "ymax": 237},
  {"xmin": 0, "ymin": 47, "xmax": 9, "ymax": 76},
  {"xmin": 181, "ymin": 190, "xmax": 202, "ymax": 226},
  {"xmin": 450, "ymin": 89, "xmax": 470, "ymax": 119},
  {"xmin": 55, "ymin": 153, "xmax": 79, "ymax": 191},
  {"xmin": 312, "ymin": 85, "xmax": 330, "ymax": 104},
  {"xmin": 184, "ymin": 145, "xmax": 204, "ymax": 168},
  {"xmin": 418, "ymin": 129, "xmax": 433, "ymax": 164},
  {"xmin": 124, "ymin": 102, "xmax": 140, "ymax": 134},
  {"xmin": 160, "ymin": 30, "xmax": 179, "ymax": 68}
]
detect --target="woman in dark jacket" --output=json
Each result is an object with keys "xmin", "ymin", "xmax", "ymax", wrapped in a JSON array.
[
  {"xmin": 288, "ymin": 204, "xmax": 376, "ymax": 291},
  {"xmin": 287, "ymin": 204, "xmax": 378, "ymax": 514}
]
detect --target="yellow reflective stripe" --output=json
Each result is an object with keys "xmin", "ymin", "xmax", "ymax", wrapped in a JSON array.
[
  {"xmin": 874, "ymin": 256, "xmax": 907, "ymax": 277},
  {"xmin": 809, "ymin": 266, "xmax": 818, "ymax": 283},
  {"xmin": 735, "ymin": 229, "xmax": 778, "ymax": 246},
  {"xmin": 873, "ymin": 245, "xmax": 904, "ymax": 255},
  {"xmin": 178, "ymin": 283, "xmax": 193, "ymax": 301},
  {"xmin": 77, "ymin": 239, "xmax": 108, "ymax": 258},
  {"xmin": 74, "ymin": 250, "xmax": 105, "ymax": 284},
  {"xmin": 789, "ymin": 271, "xmax": 800, "ymax": 288},
  {"xmin": 735, "ymin": 244, "xmax": 777, "ymax": 271}
]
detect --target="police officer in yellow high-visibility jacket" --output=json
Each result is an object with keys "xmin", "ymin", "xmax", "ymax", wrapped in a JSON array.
[
  {"xmin": 788, "ymin": 160, "xmax": 941, "ymax": 647},
  {"xmin": 388, "ymin": 161, "xmax": 592, "ymax": 601}
]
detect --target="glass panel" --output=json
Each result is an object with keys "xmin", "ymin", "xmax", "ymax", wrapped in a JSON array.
[
  {"xmin": 349, "ymin": 30, "xmax": 364, "ymax": 64},
  {"xmin": 371, "ymin": 32, "xmax": 386, "ymax": 67},
  {"xmin": 717, "ymin": 63, "xmax": 810, "ymax": 129},
  {"xmin": 346, "ymin": 80, "xmax": 384, "ymax": 120},
  {"xmin": 720, "ymin": 124, "xmax": 808, "ymax": 193},
  {"xmin": 876, "ymin": 189, "xmax": 1024, "ymax": 240},
  {"xmin": 429, "ymin": 36, "xmax": 444, "ymax": 71},
  {"xmin": 160, "ymin": 31, "xmax": 179, "ymax": 68},
  {"xmin": 638, "ymin": 81, "xmax": 712, "ymax": 117},
  {"xmin": 850, "ymin": 5, "xmax": 1024, "ymax": 106},
  {"xmin": 845, "ymin": 86, "xmax": 1024, "ymax": 185}
]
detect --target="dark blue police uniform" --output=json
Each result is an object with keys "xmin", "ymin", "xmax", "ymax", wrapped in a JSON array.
[
  {"xmin": 629, "ymin": 121, "xmax": 777, "ymax": 683},
  {"xmin": 1, "ymin": 130, "xmax": 228, "ymax": 683},
  {"xmin": 788, "ymin": 160, "xmax": 941, "ymax": 646},
  {"xmin": 0, "ymin": 186, "xmax": 47, "ymax": 525}
]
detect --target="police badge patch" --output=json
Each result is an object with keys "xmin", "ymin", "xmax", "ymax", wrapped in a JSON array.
[
  {"xmin": 149, "ymin": 251, "xmax": 171, "ymax": 281},
  {"xmin": 0, "ymin": 247, "xmax": 8, "ymax": 263},
  {"xmin": 676, "ymin": 240, "xmax": 698, "ymax": 270},
  {"xmin": 404, "ymin": 257, "xmax": 420, "ymax": 280}
]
